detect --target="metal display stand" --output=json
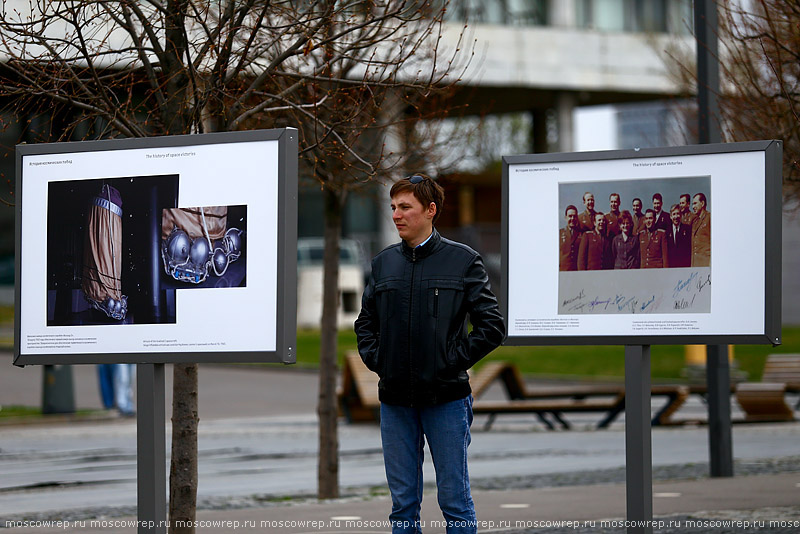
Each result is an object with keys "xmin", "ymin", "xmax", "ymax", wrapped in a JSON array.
[
  {"xmin": 12, "ymin": 129, "xmax": 299, "ymax": 533},
  {"xmin": 625, "ymin": 346, "xmax": 653, "ymax": 534},
  {"xmin": 137, "ymin": 364, "xmax": 167, "ymax": 534},
  {"xmin": 707, "ymin": 346, "xmax": 733, "ymax": 477}
]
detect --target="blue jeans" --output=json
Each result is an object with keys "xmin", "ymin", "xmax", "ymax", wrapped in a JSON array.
[
  {"xmin": 97, "ymin": 365, "xmax": 115, "ymax": 409},
  {"xmin": 380, "ymin": 396, "xmax": 475, "ymax": 534},
  {"xmin": 113, "ymin": 363, "xmax": 136, "ymax": 415}
]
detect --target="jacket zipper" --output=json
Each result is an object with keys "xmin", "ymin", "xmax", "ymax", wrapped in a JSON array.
[
  {"xmin": 434, "ymin": 288, "xmax": 439, "ymax": 316},
  {"xmin": 408, "ymin": 249, "xmax": 416, "ymax": 404}
]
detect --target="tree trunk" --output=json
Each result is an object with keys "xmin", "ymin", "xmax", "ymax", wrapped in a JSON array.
[
  {"xmin": 169, "ymin": 363, "xmax": 199, "ymax": 534},
  {"xmin": 317, "ymin": 185, "xmax": 343, "ymax": 499}
]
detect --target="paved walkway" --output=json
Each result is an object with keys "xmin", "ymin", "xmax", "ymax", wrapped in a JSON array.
[{"xmin": 2, "ymin": 353, "xmax": 799, "ymax": 533}]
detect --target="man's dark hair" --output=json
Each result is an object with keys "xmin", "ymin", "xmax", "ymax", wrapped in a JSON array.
[
  {"xmin": 652, "ymin": 193, "xmax": 663, "ymax": 202},
  {"xmin": 645, "ymin": 209, "xmax": 655, "ymax": 216},
  {"xmin": 565, "ymin": 204, "xmax": 578, "ymax": 216},
  {"xmin": 670, "ymin": 204, "xmax": 680, "ymax": 213},
  {"xmin": 609, "ymin": 193, "xmax": 620, "ymax": 201},
  {"xmin": 694, "ymin": 192, "xmax": 707, "ymax": 206},
  {"xmin": 680, "ymin": 193, "xmax": 690, "ymax": 203},
  {"xmin": 390, "ymin": 174, "xmax": 445, "ymax": 225},
  {"xmin": 632, "ymin": 197, "xmax": 642, "ymax": 206}
]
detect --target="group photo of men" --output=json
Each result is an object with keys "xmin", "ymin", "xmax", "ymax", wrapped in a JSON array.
[{"xmin": 558, "ymin": 177, "xmax": 711, "ymax": 273}]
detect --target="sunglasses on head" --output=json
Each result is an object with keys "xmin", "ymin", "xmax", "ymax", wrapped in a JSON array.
[{"xmin": 409, "ymin": 175, "xmax": 428, "ymax": 184}]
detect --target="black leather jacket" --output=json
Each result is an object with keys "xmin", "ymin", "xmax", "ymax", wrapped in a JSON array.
[{"xmin": 354, "ymin": 229, "xmax": 506, "ymax": 407}]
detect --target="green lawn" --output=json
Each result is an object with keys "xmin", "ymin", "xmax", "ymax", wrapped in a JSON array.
[
  {"xmin": 0, "ymin": 406, "xmax": 106, "ymax": 419},
  {"xmin": 296, "ymin": 327, "xmax": 800, "ymax": 382},
  {"xmin": 3, "ymin": 303, "xmax": 795, "ymax": 382},
  {"xmin": 0, "ymin": 405, "xmax": 41, "ymax": 418}
]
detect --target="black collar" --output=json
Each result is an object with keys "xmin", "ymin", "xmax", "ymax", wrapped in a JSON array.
[{"xmin": 401, "ymin": 229, "xmax": 441, "ymax": 260}]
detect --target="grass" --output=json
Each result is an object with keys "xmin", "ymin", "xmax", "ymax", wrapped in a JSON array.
[
  {"xmin": 0, "ymin": 405, "xmax": 105, "ymax": 420},
  {"xmin": 295, "ymin": 326, "xmax": 800, "ymax": 382},
  {"xmin": 3, "ymin": 303, "xmax": 796, "ymax": 382},
  {"xmin": 0, "ymin": 305, "xmax": 13, "ymax": 325},
  {"xmin": 0, "ymin": 405, "xmax": 41, "ymax": 418}
]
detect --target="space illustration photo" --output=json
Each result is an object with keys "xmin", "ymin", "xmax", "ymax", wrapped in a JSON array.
[
  {"xmin": 160, "ymin": 205, "xmax": 247, "ymax": 289},
  {"xmin": 46, "ymin": 175, "xmax": 247, "ymax": 327}
]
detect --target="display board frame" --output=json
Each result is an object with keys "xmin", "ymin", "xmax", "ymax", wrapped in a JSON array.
[
  {"xmin": 502, "ymin": 140, "xmax": 782, "ymax": 346},
  {"xmin": 14, "ymin": 128, "xmax": 298, "ymax": 365}
]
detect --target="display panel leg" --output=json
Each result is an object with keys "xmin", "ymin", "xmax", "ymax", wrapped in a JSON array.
[
  {"xmin": 707, "ymin": 345, "xmax": 734, "ymax": 477},
  {"xmin": 625, "ymin": 345, "xmax": 653, "ymax": 534},
  {"xmin": 137, "ymin": 363, "xmax": 167, "ymax": 534}
]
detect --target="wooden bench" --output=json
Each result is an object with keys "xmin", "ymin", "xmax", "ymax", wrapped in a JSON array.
[
  {"xmin": 473, "ymin": 394, "xmax": 626, "ymax": 430},
  {"xmin": 337, "ymin": 356, "xmax": 691, "ymax": 429},
  {"xmin": 338, "ymin": 356, "xmax": 524, "ymax": 423},
  {"xmin": 762, "ymin": 353, "xmax": 800, "ymax": 395},
  {"xmin": 735, "ymin": 382, "xmax": 794, "ymax": 422},
  {"xmin": 469, "ymin": 362, "xmax": 689, "ymax": 430},
  {"xmin": 734, "ymin": 354, "xmax": 800, "ymax": 422},
  {"xmin": 338, "ymin": 352, "xmax": 380, "ymax": 423},
  {"xmin": 468, "ymin": 361, "xmax": 527, "ymax": 399}
]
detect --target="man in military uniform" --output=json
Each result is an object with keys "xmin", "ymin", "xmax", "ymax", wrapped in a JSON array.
[
  {"xmin": 667, "ymin": 205, "xmax": 691, "ymax": 268},
  {"xmin": 639, "ymin": 209, "xmax": 669, "ymax": 269},
  {"xmin": 678, "ymin": 194, "xmax": 694, "ymax": 226},
  {"xmin": 578, "ymin": 192, "xmax": 597, "ymax": 232},
  {"xmin": 691, "ymin": 193, "xmax": 711, "ymax": 267},
  {"xmin": 605, "ymin": 193, "xmax": 622, "ymax": 237},
  {"xmin": 578, "ymin": 212, "xmax": 611, "ymax": 270},
  {"xmin": 559, "ymin": 205, "xmax": 582, "ymax": 271},
  {"xmin": 652, "ymin": 193, "xmax": 670, "ymax": 232},
  {"xmin": 631, "ymin": 198, "xmax": 645, "ymax": 234}
]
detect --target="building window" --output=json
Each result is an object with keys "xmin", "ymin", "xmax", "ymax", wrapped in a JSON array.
[
  {"xmin": 445, "ymin": 0, "xmax": 547, "ymax": 26},
  {"xmin": 577, "ymin": 0, "xmax": 691, "ymax": 34}
]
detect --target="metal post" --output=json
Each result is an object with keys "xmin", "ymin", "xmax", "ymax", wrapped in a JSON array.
[
  {"xmin": 706, "ymin": 345, "xmax": 734, "ymax": 477},
  {"xmin": 41, "ymin": 364, "xmax": 76, "ymax": 414},
  {"xmin": 137, "ymin": 363, "xmax": 167, "ymax": 534},
  {"xmin": 696, "ymin": 0, "xmax": 734, "ymax": 478},
  {"xmin": 695, "ymin": 0, "xmax": 721, "ymax": 144},
  {"xmin": 625, "ymin": 345, "xmax": 653, "ymax": 534}
]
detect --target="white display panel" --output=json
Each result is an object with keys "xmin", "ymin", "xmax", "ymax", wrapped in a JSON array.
[
  {"xmin": 15, "ymin": 129, "xmax": 297, "ymax": 364},
  {"xmin": 502, "ymin": 141, "xmax": 782, "ymax": 345}
]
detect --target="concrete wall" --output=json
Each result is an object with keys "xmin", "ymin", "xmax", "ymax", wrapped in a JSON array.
[{"xmin": 442, "ymin": 23, "xmax": 691, "ymax": 95}]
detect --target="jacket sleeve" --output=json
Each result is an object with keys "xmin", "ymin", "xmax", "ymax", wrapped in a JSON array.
[
  {"xmin": 456, "ymin": 253, "xmax": 506, "ymax": 370},
  {"xmin": 577, "ymin": 233, "xmax": 588, "ymax": 271},
  {"xmin": 354, "ymin": 268, "xmax": 380, "ymax": 373}
]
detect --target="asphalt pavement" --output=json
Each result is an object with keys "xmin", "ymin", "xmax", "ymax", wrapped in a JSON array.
[{"xmin": 1, "ymin": 352, "xmax": 799, "ymax": 533}]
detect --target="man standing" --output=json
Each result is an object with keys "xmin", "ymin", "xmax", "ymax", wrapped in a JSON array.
[
  {"xmin": 639, "ymin": 209, "xmax": 669, "ymax": 269},
  {"xmin": 560, "ymin": 205, "xmax": 583, "ymax": 271},
  {"xmin": 578, "ymin": 192, "xmax": 597, "ymax": 232},
  {"xmin": 578, "ymin": 212, "xmax": 611, "ymax": 270},
  {"xmin": 355, "ymin": 174, "xmax": 505, "ymax": 534},
  {"xmin": 605, "ymin": 193, "xmax": 622, "ymax": 237},
  {"xmin": 631, "ymin": 197, "xmax": 645, "ymax": 234},
  {"xmin": 691, "ymin": 192, "xmax": 711, "ymax": 267},
  {"xmin": 652, "ymin": 193, "xmax": 670, "ymax": 232},
  {"xmin": 667, "ymin": 204, "xmax": 691, "ymax": 268},
  {"xmin": 678, "ymin": 194, "xmax": 694, "ymax": 226}
]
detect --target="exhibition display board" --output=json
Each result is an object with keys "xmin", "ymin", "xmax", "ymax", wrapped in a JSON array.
[
  {"xmin": 502, "ymin": 140, "xmax": 782, "ymax": 346},
  {"xmin": 14, "ymin": 129, "xmax": 298, "ymax": 365}
]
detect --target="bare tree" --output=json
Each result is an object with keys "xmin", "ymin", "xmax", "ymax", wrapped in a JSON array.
[
  {"xmin": 665, "ymin": 0, "xmax": 800, "ymax": 202},
  {"xmin": 0, "ymin": 0, "xmax": 469, "ymax": 521}
]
